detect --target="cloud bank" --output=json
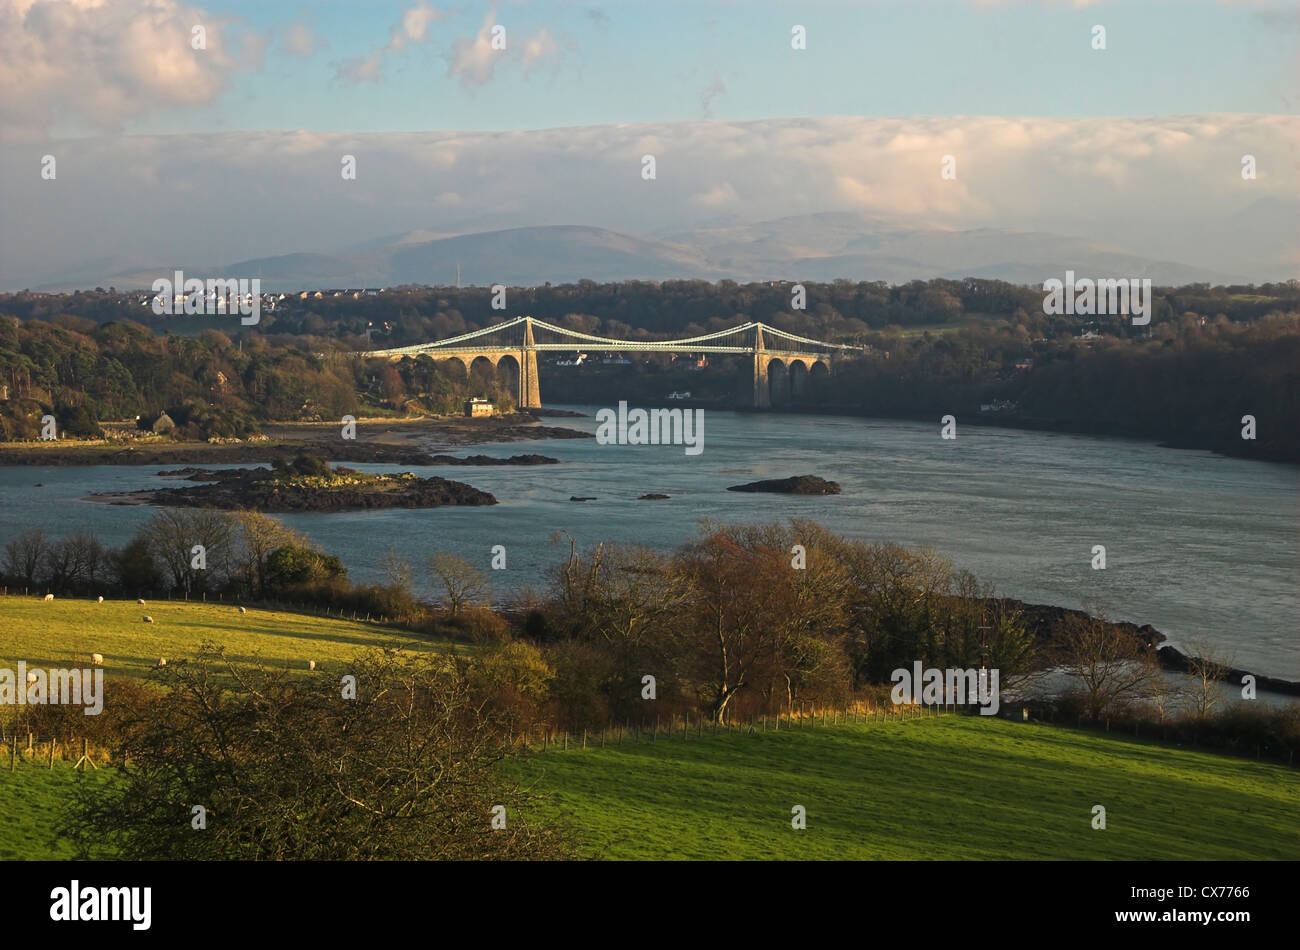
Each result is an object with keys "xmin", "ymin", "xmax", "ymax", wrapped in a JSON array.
[{"xmin": 1, "ymin": 114, "xmax": 1294, "ymax": 287}]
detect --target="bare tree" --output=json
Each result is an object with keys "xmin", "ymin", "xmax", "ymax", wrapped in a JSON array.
[
  {"xmin": 674, "ymin": 523, "xmax": 851, "ymax": 723},
  {"xmin": 64, "ymin": 529, "xmax": 106, "ymax": 589},
  {"xmin": 380, "ymin": 547, "xmax": 413, "ymax": 591},
  {"xmin": 429, "ymin": 552, "xmax": 486, "ymax": 616},
  {"xmin": 140, "ymin": 509, "xmax": 233, "ymax": 594},
  {"xmin": 1059, "ymin": 612, "xmax": 1160, "ymax": 719},
  {"xmin": 1181, "ymin": 639, "xmax": 1236, "ymax": 720},
  {"xmin": 230, "ymin": 511, "xmax": 305, "ymax": 596},
  {"xmin": 42, "ymin": 535, "xmax": 77, "ymax": 590},
  {"xmin": 3, "ymin": 528, "xmax": 47, "ymax": 588}
]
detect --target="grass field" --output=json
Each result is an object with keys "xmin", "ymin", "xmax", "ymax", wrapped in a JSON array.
[
  {"xmin": 0, "ymin": 597, "xmax": 451, "ymax": 679},
  {"xmin": 0, "ymin": 598, "xmax": 453, "ymax": 860},
  {"xmin": 0, "ymin": 766, "xmax": 114, "ymax": 860},
  {"xmin": 509, "ymin": 716, "xmax": 1300, "ymax": 860},
  {"xmin": 2, "ymin": 599, "xmax": 1296, "ymax": 861}
]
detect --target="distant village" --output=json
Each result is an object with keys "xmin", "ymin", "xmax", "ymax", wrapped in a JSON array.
[{"xmin": 139, "ymin": 287, "xmax": 388, "ymax": 315}]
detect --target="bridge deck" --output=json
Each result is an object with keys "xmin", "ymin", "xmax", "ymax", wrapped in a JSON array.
[{"xmin": 364, "ymin": 345, "xmax": 836, "ymax": 357}]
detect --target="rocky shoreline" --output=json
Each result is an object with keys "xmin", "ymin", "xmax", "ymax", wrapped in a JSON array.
[
  {"xmin": 89, "ymin": 463, "xmax": 497, "ymax": 513},
  {"xmin": 0, "ymin": 413, "xmax": 590, "ymax": 467},
  {"xmin": 1003, "ymin": 598, "xmax": 1300, "ymax": 696}
]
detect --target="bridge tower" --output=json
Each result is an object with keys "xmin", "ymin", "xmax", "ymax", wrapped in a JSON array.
[
  {"xmin": 752, "ymin": 323, "xmax": 772, "ymax": 409},
  {"xmin": 519, "ymin": 317, "xmax": 541, "ymax": 409}
]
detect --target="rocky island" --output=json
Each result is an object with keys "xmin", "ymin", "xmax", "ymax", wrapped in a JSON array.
[
  {"xmin": 726, "ymin": 475, "xmax": 842, "ymax": 495},
  {"xmin": 91, "ymin": 454, "xmax": 497, "ymax": 513}
]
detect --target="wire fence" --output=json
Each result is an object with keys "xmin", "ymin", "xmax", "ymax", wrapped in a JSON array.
[
  {"xmin": 512, "ymin": 700, "xmax": 953, "ymax": 754},
  {"xmin": 0, "ymin": 732, "xmax": 102, "ymax": 772}
]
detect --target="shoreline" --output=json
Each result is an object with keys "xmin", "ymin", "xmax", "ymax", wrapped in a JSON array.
[{"xmin": 0, "ymin": 412, "xmax": 592, "ymax": 467}]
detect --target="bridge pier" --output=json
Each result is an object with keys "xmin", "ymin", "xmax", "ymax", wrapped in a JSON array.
[
  {"xmin": 752, "ymin": 326, "xmax": 771, "ymax": 409},
  {"xmin": 517, "ymin": 319, "xmax": 541, "ymax": 409}
]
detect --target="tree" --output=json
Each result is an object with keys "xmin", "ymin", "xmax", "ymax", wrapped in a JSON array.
[
  {"xmin": 1059, "ymin": 612, "xmax": 1160, "ymax": 719},
  {"xmin": 549, "ymin": 541, "xmax": 689, "ymax": 716},
  {"xmin": 63, "ymin": 529, "xmax": 107, "ymax": 590},
  {"xmin": 113, "ymin": 536, "xmax": 163, "ymax": 593},
  {"xmin": 64, "ymin": 645, "xmax": 572, "ymax": 860},
  {"xmin": 429, "ymin": 552, "xmax": 486, "ymax": 616},
  {"xmin": 229, "ymin": 511, "xmax": 305, "ymax": 596},
  {"xmin": 673, "ymin": 523, "xmax": 849, "ymax": 723},
  {"xmin": 264, "ymin": 544, "xmax": 345, "ymax": 592},
  {"xmin": 3, "ymin": 528, "xmax": 47, "ymax": 588},
  {"xmin": 138, "ymin": 509, "xmax": 233, "ymax": 595},
  {"xmin": 1181, "ymin": 639, "xmax": 1235, "ymax": 720},
  {"xmin": 379, "ymin": 365, "xmax": 406, "ymax": 408},
  {"xmin": 379, "ymin": 547, "xmax": 413, "ymax": 591}
]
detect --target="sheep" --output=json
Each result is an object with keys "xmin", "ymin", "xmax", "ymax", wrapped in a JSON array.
[
  {"xmin": 238, "ymin": 606, "xmax": 247, "ymax": 614},
  {"xmin": 91, "ymin": 653, "xmax": 103, "ymax": 666},
  {"xmin": 26, "ymin": 672, "xmax": 37, "ymax": 685},
  {"xmin": 155, "ymin": 658, "xmax": 166, "ymax": 667},
  {"xmin": 137, "ymin": 598, "xmax": 146, "ymax": 605},
  {"xmin": 308, "ymin": 660, "xmax": 316, "ymax": 671},
  {"xmin": 43, "ymin": 593, "xmax": 54, "ymax": 601},
  {"xmin": 143, "ymin": 615, "xmax": 154, "ymax": 623},
  {"xmin": 96, "ymin": 595, "xmax": 104, "ymax": 603}
]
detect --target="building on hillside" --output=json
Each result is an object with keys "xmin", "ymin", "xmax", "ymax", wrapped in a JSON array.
[
  {"xmin": 151, "ymin": 412, "xmax": 177, "ymax": 434},
  {"xmin": 464, "ymin": 397, "xmax": 494, "ymax": 418}
]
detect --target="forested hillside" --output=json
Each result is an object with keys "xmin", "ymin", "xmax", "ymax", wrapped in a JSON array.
[{"xmin": 0, "ymin": 280, "xmax": 1295, "ymax": 460}]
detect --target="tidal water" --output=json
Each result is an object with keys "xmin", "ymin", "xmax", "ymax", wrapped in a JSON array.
[{"xmin": 1, "ymin": 408, "xmax": 1295, "ymax": 680}]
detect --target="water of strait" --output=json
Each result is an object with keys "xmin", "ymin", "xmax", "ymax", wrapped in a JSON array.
[{"xmin": 1, "ymin": 408, "xmax": 1294, "ymax": 680}]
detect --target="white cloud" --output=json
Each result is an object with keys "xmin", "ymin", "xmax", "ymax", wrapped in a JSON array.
[
  {"xmin": 520, "ymin": 27, "xmax": 559, "ymax": 76},
  {"xmin": 334, "ymin": 2, "xmax": 448, "ymax": 85},
  {"xmin": 447, "ymin": 12, "xmax": 566, "ymax": 87},
  {"xmin": 446, "ymin": 11, "xmax": 500, "ymax": 86},
  {"xmin": 390, "ymin": 1, "xmax": 447, "ymax": 51},
  {"xmin": 282, "ymin": 20, "xmax": 326, "ymax": 57},
  {"xmin": 0, "ymin": 0, "xmax": 263, "ymax": 140}
]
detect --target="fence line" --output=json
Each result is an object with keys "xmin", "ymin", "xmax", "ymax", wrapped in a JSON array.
[
  {"xmin": 0, "ymin": 732, "xmax": 104, "ymax": 773},
  {"xmin": 515, "ymin": 699, "xmax": 954, "ymax": 755}
]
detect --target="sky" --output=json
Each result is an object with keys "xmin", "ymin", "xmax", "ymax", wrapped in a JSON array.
[{"xmin": 0, "ymin": 0, "xmax": 1296, "ymax": 288}]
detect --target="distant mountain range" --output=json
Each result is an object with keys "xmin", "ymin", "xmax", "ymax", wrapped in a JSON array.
[{"xmin": 38, "ymin": 212, "xmax": 1240, "ymax": 292}]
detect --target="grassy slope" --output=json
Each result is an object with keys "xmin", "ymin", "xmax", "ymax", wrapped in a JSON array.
[
  {"xmin": 0, "ymin": 598, "xmax": 453, "ymax": 859},
  {"xmin": 2, "ymin": 601, "xmax": 1295, "ymax": 861},
  {"xmin": 510, "ymin": 716, "xmax": 1300, "ymax": 860},
  {"xmin": 0, "ymin": 597, "xmax": 449, "ymax": 679},
  {"xmin": 0, "ymin": 766, "xmax": 114, "ymax": 860}
]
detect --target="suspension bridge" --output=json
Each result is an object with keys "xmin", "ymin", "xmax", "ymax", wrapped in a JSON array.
[{"xmin": 360, "ymin": 316, "xmax": 860, "ymax": 409}]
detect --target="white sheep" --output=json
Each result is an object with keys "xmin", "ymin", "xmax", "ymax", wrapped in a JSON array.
[
  {"xmin": 91, "ymin": 653, "xmax": 103, "ymax": 666},
  {"xmin": 143, "ymin": 615, "xmax": 154, "ymax": 623},
  {"xmin": 26, "ymin": 672, "xmax": 37, "ymax": 685},
  {"xmin": 96, "ymin": 595, "xmax": 104, "ymax": 603},
  {"xmin": 137, "ymin": 598, "xmax": 146, "ymax": 605},
  {"xmin": 155, "ymin": 657, "xmax": 166, "ymax": 667},
  {"xmin": 238, "ymin": 606, "xmax": 247, "ymax": 614},
  {"xmin": 308, "ymin": 660, "xmax": 316, "ymax": 671},
  {"xmin": 43, "ymin": 593, "xmax": 54, "ymax": 601}
]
